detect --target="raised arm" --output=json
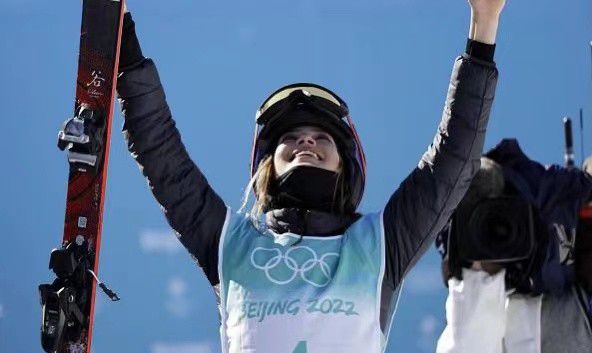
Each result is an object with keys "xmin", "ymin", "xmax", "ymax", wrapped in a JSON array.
[
  {"xmin": 116, "ymin": 12, "xmax": 228, "ymax": 286},
  {"xmin": 382, "ymin": 0, "xmax": 506, "ymax": 289}
]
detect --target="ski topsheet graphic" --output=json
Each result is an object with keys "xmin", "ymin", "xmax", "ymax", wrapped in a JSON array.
[{"xmin": 39, "ymin": 1, "xmax": 124, "ymax": 352}]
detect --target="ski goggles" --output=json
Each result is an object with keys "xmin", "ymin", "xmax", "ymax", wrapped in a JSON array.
[
  {"xmin": 250, "ymin": 83, "xmax": 367, "ymax": 177},
  {"xmin": 256, "ymin": 84, "xmax": 346, "ymax": 123}
]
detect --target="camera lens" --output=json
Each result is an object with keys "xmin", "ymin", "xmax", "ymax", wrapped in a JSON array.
[
  {"xmin": 456, "ymin": 196, "xmax": 534, "ymax": 262},
  {"xmin": 486, "ymin": 215, "xmax": 513, "ymax": 241}
]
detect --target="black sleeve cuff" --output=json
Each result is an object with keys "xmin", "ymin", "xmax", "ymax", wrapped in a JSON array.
[
  {"xmin": 119, "ymin": 12, "xmax": 145, "ymax": 72},
  {"xmin": 465, "ymin": 39, "xmax": 496, "ymax": 63}
]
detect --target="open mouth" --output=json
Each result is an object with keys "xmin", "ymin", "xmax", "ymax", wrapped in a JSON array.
[{"xmin": 291, "ymin": 151, "xmax": 321, "ymax": 161}]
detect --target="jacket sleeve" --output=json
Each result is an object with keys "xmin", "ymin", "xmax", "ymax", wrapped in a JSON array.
[
  {"xmin": 382, "ymin": 54, "xmax": 498, "ymax": 289},
  {"xmin": 117, "ymin": 58, "xmax": 228, "ymax": 286}
]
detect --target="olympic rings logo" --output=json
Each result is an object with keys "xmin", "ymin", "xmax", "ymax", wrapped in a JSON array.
[{"xmin": 250, "ymin": 246, "xmax": 339, "ymax": 287}]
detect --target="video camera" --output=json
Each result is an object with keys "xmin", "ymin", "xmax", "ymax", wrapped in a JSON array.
[
  {"xmin": 443, "ymin": 156, "xmax": 545, "ymax": 293},
  {"xmin": 438, "ymin": 138, "xmax": 592, "ymax": 295}
]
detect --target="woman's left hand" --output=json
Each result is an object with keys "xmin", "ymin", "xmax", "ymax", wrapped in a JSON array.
[{"xmin": 467, "ymin": 0, "xmax": 507, "ymax": 44}]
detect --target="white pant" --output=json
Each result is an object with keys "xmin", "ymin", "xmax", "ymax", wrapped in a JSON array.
[{"xmin": 436, "ymin": 269, "xmax": 542, "ymax": 353}]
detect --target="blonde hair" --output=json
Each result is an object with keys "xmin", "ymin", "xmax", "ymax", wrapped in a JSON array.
[
  {"xmin": 240, "ymin": 155, "xmax": 350, "ymax": 225},
  {"xmin": 239, "ymin": 155, "xmax": 276, "ymax": 221}
]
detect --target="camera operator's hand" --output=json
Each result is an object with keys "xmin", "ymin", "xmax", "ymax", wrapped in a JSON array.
[
  {"xmin": 468, "ymin": 0, "xmax": 507, "ymax": 44},
  {"xmin": 471, "ymin": 261, "xmax": 504, "ymax": 275}
]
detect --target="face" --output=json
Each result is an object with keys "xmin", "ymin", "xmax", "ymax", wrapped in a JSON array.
[{"xmin": 273, "ymin": 126, "xmax": 341, "ymax": 176}]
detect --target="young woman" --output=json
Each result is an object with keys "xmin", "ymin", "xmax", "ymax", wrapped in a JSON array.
[{"xmin": 117, "ymin": 1, "xmax": 505, "ymax": 352}]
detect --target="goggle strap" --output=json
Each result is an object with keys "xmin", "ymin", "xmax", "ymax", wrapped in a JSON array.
[
  {"xmin": 250, "ymin": 124, "xmax": 261, "ymax": 176},
  {"xmin": 346, "ymin": 115, "xmax": 367, "ymax": 175}
]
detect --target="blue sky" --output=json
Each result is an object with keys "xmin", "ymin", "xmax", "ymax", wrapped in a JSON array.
[{"xmin": 1, "ymin": 1, "xmax": 591, "ymax": 352}]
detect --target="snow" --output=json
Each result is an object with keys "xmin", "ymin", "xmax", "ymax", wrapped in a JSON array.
[
  {"xmin": 165, "ymin": 277, "xmax": 192, "ymax": 318},
  {"xmin": 139, "ymin": 229, "xmax": 183, "ymax": 255},
  {"xmin": 150, "ymin": 342, "xmax": 213, "ymax": 353}
]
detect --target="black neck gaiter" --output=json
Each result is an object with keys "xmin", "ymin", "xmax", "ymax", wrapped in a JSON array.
[{"xmin": 268, "ymin": 166, "xmax": 340, "ymax": 213}]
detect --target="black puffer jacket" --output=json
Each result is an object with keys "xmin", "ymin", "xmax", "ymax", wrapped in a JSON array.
[{"xmin": 117, "ymin": 16, "xmax": 498, "ymax": 324}]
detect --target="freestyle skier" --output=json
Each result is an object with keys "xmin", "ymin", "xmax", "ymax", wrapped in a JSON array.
[{"xmin": 117, "ymin": 0, "xmax": 506, "ymax": 351}]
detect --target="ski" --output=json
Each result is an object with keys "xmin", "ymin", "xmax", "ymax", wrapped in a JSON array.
[{"xmin": 38, "ymin": 1, "xmax": 125, "ymax": 352}]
